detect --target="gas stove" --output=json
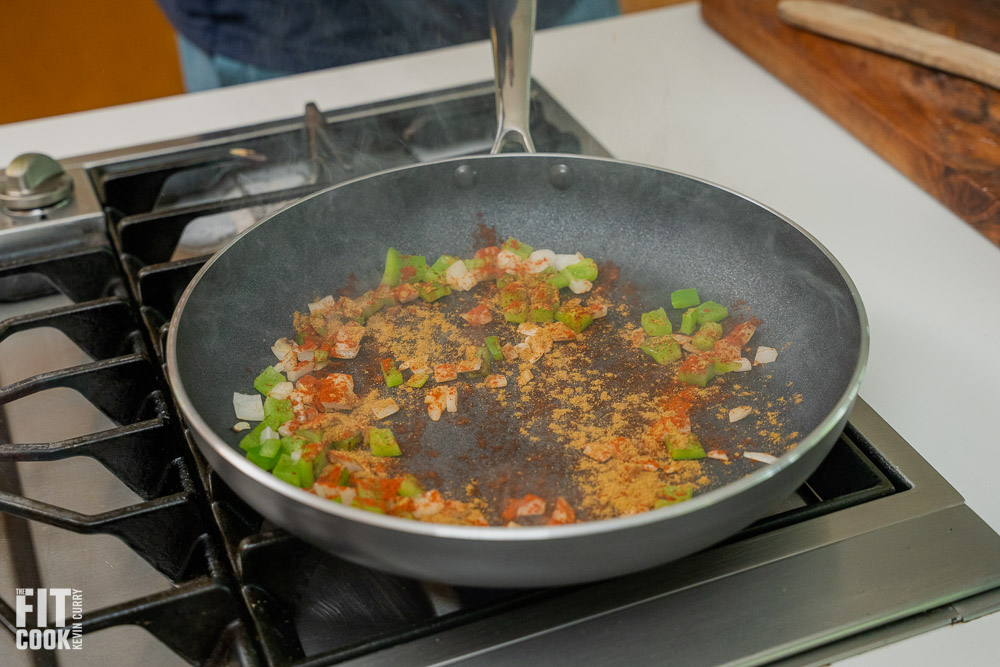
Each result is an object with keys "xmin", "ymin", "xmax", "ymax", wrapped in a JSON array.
[{"xmin": 1, "ymin": 81, "xmax": 999, "ymax": 666}]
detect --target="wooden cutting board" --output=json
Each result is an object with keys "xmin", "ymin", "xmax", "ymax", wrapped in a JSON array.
[{"xmin": 701, "ymin": 0, "xmax": 1000, "ymax": 248}]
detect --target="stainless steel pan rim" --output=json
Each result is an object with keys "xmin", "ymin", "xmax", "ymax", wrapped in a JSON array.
[{"xmin": 165, "ymin": 152, "xmax": 869, "ymax": 542}]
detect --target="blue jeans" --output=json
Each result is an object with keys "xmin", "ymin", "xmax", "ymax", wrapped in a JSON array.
[{"xmin": 176, "ymin": 35, "xmax": 292, "ymax": 92}]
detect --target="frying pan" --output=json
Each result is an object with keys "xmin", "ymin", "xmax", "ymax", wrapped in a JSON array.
[{"xmin": 166, "ymin": 0, "xmax": 867, "ymax": 587}]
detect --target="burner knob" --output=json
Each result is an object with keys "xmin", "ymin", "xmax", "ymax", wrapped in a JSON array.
[{"xmin": 0, "ymin": 152, "xmax": 74, "ymax": 211}]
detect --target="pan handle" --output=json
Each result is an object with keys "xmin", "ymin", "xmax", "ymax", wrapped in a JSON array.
[{"xmin": 489, "ymin": 0, "xmax": 537, "ymax": 154}]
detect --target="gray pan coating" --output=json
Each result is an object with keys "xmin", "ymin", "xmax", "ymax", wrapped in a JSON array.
[{"xmin": 167, "ymin": 154, "xmax": 867, "ymax": 587}]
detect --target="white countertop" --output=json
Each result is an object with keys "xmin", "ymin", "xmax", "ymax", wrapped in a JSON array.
[{"xmin": 2, "ymin": 4, "xmax": 997, "ymax": 664}]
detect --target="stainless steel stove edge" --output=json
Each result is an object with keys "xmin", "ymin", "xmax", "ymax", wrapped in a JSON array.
[{"xmin": 335, "ymin": 398, "xmax": 1000, "ymax": 666}]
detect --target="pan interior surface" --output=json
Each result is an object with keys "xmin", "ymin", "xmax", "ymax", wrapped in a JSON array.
[{"xmin": 174, "ymin": 155, "xmax": 863, "ymax": 531}]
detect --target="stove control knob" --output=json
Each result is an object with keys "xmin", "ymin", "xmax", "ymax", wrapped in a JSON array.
[{"xmin": 0, "ymin": 152, "xmax": 74, "ymax": 211}]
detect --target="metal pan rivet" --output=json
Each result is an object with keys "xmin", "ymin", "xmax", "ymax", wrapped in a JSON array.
[
  {"xmin": 548, "ymin": 164, "xmax": 573, "ymax": 190},
  {"xmin": 453, "ymin": 165, "xmax": 477, "ymax": 189}
]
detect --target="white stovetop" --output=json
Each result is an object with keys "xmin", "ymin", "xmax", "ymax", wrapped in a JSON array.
[{"xmin": 1, "ymin": 4, "xmax": 997, "ymax": 664}]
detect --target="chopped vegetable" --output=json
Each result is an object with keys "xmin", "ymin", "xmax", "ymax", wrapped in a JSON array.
[
  {"xmin": 434, "ymin": 364, "xmax": 458, "ymax": 383},
  {"xmin": 417, "ymin": 280, "xmax": 451, "ymax": 302},
  {"xmin": 692, "ymin": 322, "xmax": 723, "ymax": 351},
  {"xmin": 369, "ymin": 427, "xmax": 402, "ymax": 457},
  {"xmin": 729, "ymin": 406, "xmax": 753, "ymax": 422},
  {"xmin": 639, "ymin": 337, "xmax": 681, "ymax": 365},
  {"xmin": 484, "ymin": 374, "xmax": 508, "ymax": 388},
  {"xmin": 744, "ymin": 452, "xmax": 778, "ymax": 464},
  {"xmin": 253, "ymin": 366, "xmax": 286, "ymax": 396},
  {"xmin": 405, "ymin": 373, "xmax": 429, "ymax": 388},
  {"xmin": 561, "ymin": 257, "xmax": 598, "ymax": 282},
  {"xmin": 501, "ymin": 237, "xmax": 533, "ymax": 260},
  {"xmin": 380, "ymin": 247, "xmax": 404, "ymax": 286},
  {"xmin": 485, "ymin": 335, "xmax": 503, "ymax": 361},
  {"xmin": 665, "ymin": 433, "xmax": 706, "ymax": 460},
  {"xmin": 754, "ymin": 346, "xmax": 778, "ymax": 364},
  {"xmin": 554, "ymin": 304, "xmax": 593, "ymax": 333},
  {"xmin": 233, "ymin": 421, "xmax": 251, "ymax": 432},
  {"xmin": 461, "ymin": 303, "xmax": 493, "ymax": 325},
  {"xmin": 380, "ymin": 358, "xmax": 404, "ymax": 387},
  {"xmin": 670, "ymin": 288, "xmax": 700, "ymax": 309},
  {"xmin": 679, "ymin": 308, "xmax": 697, "ymax": 335},
  {"xmin": 263, "ymin": 396, "xmax": 294, "ymax": 424},
  {"xmin": 398, "ymin": 474, "xmax": 424, "ymax": 498},
  {"xmin": 654, "ymin": 484, "xmax": 693, "ymax": 508},
  {"xmin": 371, "ymin": 398, "xmax": 400, "ymax": 420},
  {"xmin": 233, "ymin": 392, "xmax": 265, "ymax": 421},
  {"xmin": 694, "ymin": 300, "xmax": 728, "ymax": 324},
  {"xmin": 641, "ymin": 307, "xmax": 672, "ymax": 336},
  {"xmin": 676, "ymin": 354, "xmax": 716, "ymax": 387}
]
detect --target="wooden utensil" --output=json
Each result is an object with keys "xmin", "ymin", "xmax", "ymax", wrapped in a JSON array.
[{"xmin": 777, "ymin": 0, "xmax": 1000, "ymax": 90}]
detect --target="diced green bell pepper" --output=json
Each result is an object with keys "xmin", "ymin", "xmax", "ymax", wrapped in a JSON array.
[
  {"xmin": 253, "ymin": 366, "xmax": 285, "ymax": 395},
  {"xmin": 679, "ymin": 308, "xmax": 697, "ymax": 335},
  {"xmin": 670, "ymin": 288, "xmax": 700, "ymax": 310},
  {"xmin": 665, "ymin": 434, "xmax": 706, "ymax": 460},
  {"xmin": 467, "ymin": 347, "xmax": 491, "ymax": 378},
  {"xmin": 369, "ymin": 427, "xmax": 402, "ymax": 457},
  {"xmin": 272, "ymin": 454, "xmax": 300, "ymax": 486},
  {"xmin": 295, "ymin": 332, "xmax": 305, "ymax": 345},
  {"xmin": 263, "ymin": 397, "xmax": 294, "ymax": 424},
  {"xmin": 501, "ymin": 281, "xmax": 528, "ymax": 322},
  {"xmin": 555, "ymin": 305, "xmax": 594, "ymax": 333},
  {"xmin": 529, "ymin": 283, "xmax": 558, "ymax": 322},
  {"xmin": 405, "ymin": 373, "xmax": 429, "ymax": 388},
  {"xmin": 544, "ymin": 269, "xmax": 570, "ymax": 289},
  {"xmin": 246, "ymin": 444, "xmax": 282, "ymax": 471},
  {"xmin": 640, "ymin": 337, "xmax": 682, "ymax": 365},
  {"xmin": 380, "ymin": 358, "xmax": 404, "ymax": 387},
  {"xmin": 296, "ymin": 429, "xmax": 322, "ymax": 443},
  {"xmin": 641, "ymin": 307, "xmax": 672, "ymax": 336},
  {"xmin": 330, "ymin": 433, "xmax": 362, "ymax": 451},
  {"xmin": 238, "ymin": 413, "xmax": 284, "ymax": 451},
  {"xmin": 692, "ymin": 322, "xmax": 723, "ymax": 351},
  {"xmin": 501, "ymin": 237, "xmax": 533, "ymax": 260},
  {"xmin": 417, "ymin": 281, "xmax": 451, "ymax": 302},
  {"xmin": 381, "ymin": 247, "xmax": 404, "ymax": 286},
  {"xmin": 654, "ymin": 484, "xmax": 694, "ymax": 507},
  {"xmin": 485, "ymin": 335, "xmax": 503, "ymax": 361},
  {"xmin": 562, "ymin": 258, "xmax": 598, "ymax": 282},
  {"xmin": 279, "ymin": 436, "xmax": 303, "ymax": 454},
  {"xmin": 463, "ymin": 258, "xmax": 487, "ymax": 272},
  {"xmin": 352, "ymin": 498, "xmax": 387, "ymax": 514},
  {"xmin": 429, "ymin": 255, "xmax": 459, "ymax": 277},
  {"xmin": 695, "ymin": 300, "xmax": 728, "ymax": 324},
  {"xmin": 677, "ymin": 356, "xmax": 716, "ymax": 387},
  {"xmin": 398, "ymin": 474, "xmax": 424, "ymax": 498},
  {"xmin": 714, "ymin": 358, "xmax": 742, "ymax": 374},
  {"xmin": 496, "ymin": 273, "xmax": 518, "ymax": 289}
]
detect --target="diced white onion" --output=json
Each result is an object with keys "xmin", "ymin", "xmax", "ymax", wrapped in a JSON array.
[
  {"xmin": 268, "ymin": 381, "xmax": 294, "ymax": 400},
  {"xmin": 445, "ymin": 386, "xmax": 458, "ymax": 413},
  {"xmin": 526, "ymin": 249, "xmax": 555, "ymax": 273},
  {"xmin": 672, "ymin": 334, "xmax": 692, "ymax": 345},
  {"xmin": 271, "ymin": 337, "xmax": 294, "ymax": 359},
  {"xmin": 744, "ymin": 452, "xmax": 778, "ymax": 464},
  {"xmin": 568, "ymin": 278, "xmax": 593, "ymax": 294},
  {"xmin": 485, "ymin": 374, "xmax": 507, "ymax": 388},
  {"xmin": 233, "ymin": 393, "xmax": 265, "ymax": 421},
  {"xmin": 707, "ymin": 450, "xmax": 729, "ymax": 461},
  {"xmin": 277, "ymin": 424, "xmax": 293, "ymax": 437},
  {"xmin": 729, "ymin": 406, "xmax": 753, "ymax": 423},
  {"xmin": 495, "ymin": 249, "xmax": 522, "ymax": 271},
  {"xmin": 427, "ymin": 404, "xmax": 443, "ymax": 421},
  {"xmin": 314, "ymin": 360, "xmax": 329, "ymax": 370},
  {"xmin": 307, "ymin": 295, "xmax": 335, "ymax": 314},
  {"xmin": 552, "ymin": 252, "xmax": 583, "ymax": 271},
  {"xmin": 274, "ymin": 350, "xmax": 296, "ymax": 373},
  {"xmin": 290, "ymin": 448, "xmax": 302, "ymax": 463},
  {"xmin": 297, "ymin": 349, "xmax": 315, "ymax": 362},
  {"xmin": 754, "ymin": 347, "xmax": 778, "ymax": 365},
  {"xmin": 260, "ymin": 426, "xmax": 279, "ymax": 442},
  {"xmin": 445, "ymin": 260, "xmax": 471, "ymax": 290},
  {"xmin": 232, "ymin": 421, "xmax": 251, "ymax": 432},
  {"xmin": 371, "ymin": 398, "xmax": 400, "ymax": 420},
  {"xmin": 735, "ymin": 357, "xmax": 753, "ymax": 372},
  {"xmin": 338, "ymin": 488, "xmax": 357, "ymax": 506},
  {"xmin": 285, "ymin": 362, "xmax": 315, "ymax": 382}
]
